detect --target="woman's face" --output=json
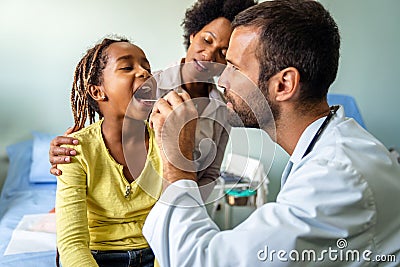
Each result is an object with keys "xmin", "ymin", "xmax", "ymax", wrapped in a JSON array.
[
  {"xmin": 98, "ymin": 42, "xmax": 155, "ymax": 120},
  {"xmin": 185, "ymin": 17, "xmax": 232, "ymax": 72}
]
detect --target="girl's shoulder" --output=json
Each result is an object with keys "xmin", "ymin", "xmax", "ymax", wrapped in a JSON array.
[{"xmin": 66, "ymin": 120, "xmax": 103, "ymax": 149}]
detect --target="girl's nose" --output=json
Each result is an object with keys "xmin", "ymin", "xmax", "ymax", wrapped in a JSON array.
[{"xmin": 136, "ymin": 67, "xmax": 150, "ymax": 79}]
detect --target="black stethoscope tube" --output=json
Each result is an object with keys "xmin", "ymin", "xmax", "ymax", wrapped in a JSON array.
[{"xmin": 302, "ymin": 105, "xmax": 340, "ymax": 159}]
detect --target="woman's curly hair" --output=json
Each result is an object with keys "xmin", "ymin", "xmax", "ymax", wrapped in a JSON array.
[{"xmin": 182, "ymin": 0, "xmax": 257, "ymax": 50}]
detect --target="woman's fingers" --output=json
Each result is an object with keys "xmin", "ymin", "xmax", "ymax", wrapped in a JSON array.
[
  {"xmin": 48, "ymin": 135, "xmax": 79, "ymax": 176},
  {"xmin": 64, "ymin": 127, "xmax": 75, "ymax": 136},
  {"xmin": 51, "ymin": 136, "xmax": 78, "ymax": 146}
]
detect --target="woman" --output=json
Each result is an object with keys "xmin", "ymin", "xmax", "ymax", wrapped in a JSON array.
[{"xmin": 49, "ymin": 0, "xmax": 257, "ymax": 201}]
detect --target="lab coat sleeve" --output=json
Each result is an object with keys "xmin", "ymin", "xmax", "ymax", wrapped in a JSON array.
[
  {"xmin": 143, "ymin": 180, "xmax": 300, "ymax": 267},
  {"xmin": 143, "ymin": 157, "xmax": 377, "ymax": 267}
]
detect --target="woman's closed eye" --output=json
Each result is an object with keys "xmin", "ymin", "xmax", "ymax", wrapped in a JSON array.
[{"xmin": 203, "ymin": 36, "xmax": 213, "ymax": 45}]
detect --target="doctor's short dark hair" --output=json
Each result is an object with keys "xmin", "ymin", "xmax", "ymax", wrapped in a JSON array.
[
  {"xmin": 232, "ymin": 0, "xmax": 340, "ymax": 104},
  {"xmin": 181, "ymin": 0, "xmax": 257, "ymax": 50}
]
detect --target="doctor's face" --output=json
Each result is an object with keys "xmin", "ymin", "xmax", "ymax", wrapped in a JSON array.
[{"xmin": 219, "ymin": 26, "xmax": 272, "ymax": 129}]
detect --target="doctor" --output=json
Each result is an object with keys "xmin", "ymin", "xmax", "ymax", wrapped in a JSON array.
[{"xmin": 145, "ymin": 1, "xmax": 400, "ymax": 266}]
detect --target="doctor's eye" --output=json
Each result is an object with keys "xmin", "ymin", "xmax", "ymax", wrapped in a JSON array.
[{"xmin": 229, "ymin": 64, "xmax": 239, "ymax": 72}]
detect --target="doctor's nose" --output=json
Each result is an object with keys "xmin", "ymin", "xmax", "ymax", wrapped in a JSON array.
[{"xmin": 218, "ymin": 69, "xmax": 230, "ymax": 93}]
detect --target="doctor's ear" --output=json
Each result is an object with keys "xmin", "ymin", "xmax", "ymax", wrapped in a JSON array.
[
  {"xmin": 271, "ymin": 67, "xmax": 300, "ymax": 102},
  {"xmin": 88, "ymin": 85, "xmax": 107, "ymax": 101}
]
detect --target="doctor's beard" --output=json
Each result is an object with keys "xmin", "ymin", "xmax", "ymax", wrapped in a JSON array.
[{"xmin": 225, "ymin": 89, "xmax": 276, "ymax": 130}]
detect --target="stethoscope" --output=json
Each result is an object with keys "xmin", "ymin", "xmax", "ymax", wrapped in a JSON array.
[{"xmin": 302, "ymin": 105, "xmax": 340, "ymax": 159}]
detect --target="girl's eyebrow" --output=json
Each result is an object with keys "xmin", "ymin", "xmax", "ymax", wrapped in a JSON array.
[
  {"xmin": 116, "ymin": 55, "xmax": 150, "ymax": 66},
  {"xmin": 116, "ymin": 55, "xmax": 133, "ymax": 61}
]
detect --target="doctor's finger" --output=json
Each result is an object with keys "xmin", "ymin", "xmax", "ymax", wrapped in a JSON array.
[
  {"xmin": 163, "ymin": 91, "xmax": 185, "ymax": 108},
  {"xmin": 149, "ymin": 112, "xmax": 165, "ymax": 130},
  {"xmin": 154, "ymin": 98, "xmax": 173, "ymax": 115},
  {"xmin": 177, "ymin": 91, "xmax": 192, "ymax": 102}
]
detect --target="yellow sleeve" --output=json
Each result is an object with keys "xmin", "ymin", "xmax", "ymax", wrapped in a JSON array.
[{"xmin": 56, "ymin": 145, "xmax": 98, "ymax": 267}]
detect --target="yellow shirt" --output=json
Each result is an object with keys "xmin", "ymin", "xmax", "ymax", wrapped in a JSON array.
[{"xmin": 56, "ymin": 120, "xmax": 162, "ymax": 267}]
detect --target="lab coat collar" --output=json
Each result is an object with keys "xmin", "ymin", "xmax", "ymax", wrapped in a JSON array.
[{"xmin": 289, "ymin": 105, "xmax": 345, "ymax": 167}]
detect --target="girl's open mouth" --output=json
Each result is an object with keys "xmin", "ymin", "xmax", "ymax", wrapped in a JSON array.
[{"xmin": 133, "ymin": 77, "xmax": 157, "ymax": 106}]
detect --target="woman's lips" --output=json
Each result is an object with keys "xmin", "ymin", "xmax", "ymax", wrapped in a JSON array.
[{"xmin": 193, "ymin": 59, "xmax": 208, "ymax": 72}]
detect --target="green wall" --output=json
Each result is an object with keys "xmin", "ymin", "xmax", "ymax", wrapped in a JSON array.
[
  {"xmin": 0, "ymin": 0, "xmax": 194, "ymax": 188},
  {"xmin": 0, "ymin": 0, "xmax": 192, "ymax": 158},
  {"xmin": 320, "ymin": 0, "xmax": 400, "ymax": 149}
]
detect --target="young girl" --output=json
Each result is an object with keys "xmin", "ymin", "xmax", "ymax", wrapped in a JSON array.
[{"xmin": 56, "ymin": 37, "xmax": 161, "ymax": 267}]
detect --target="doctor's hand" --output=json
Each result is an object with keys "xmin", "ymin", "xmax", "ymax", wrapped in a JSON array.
[{"xmin": 149, "ymin": 91, "xmax": 198, "ymax": 187}]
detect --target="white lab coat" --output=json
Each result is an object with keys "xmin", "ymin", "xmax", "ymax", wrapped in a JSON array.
[{"xmin": 143, "ymin": 107, "xmax": 400, "ymax": 266}]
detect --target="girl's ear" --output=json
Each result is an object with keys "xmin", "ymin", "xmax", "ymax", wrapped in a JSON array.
[{"xmin": 88, "ymin": 85, "xmax": 107, "ymax": 101}]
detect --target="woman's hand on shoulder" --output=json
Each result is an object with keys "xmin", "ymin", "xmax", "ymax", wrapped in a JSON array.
[{"xmin": 49, "ymin": 127, "xmax": 79, "ymax": 176}]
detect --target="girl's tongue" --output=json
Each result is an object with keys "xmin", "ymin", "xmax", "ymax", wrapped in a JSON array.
[{"xmin": 134, "ymin": 85, "xmax": 154, "ymax": 100}]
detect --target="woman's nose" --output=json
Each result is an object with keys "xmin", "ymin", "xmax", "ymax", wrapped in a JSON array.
[
  {"xmin": 202, "ymin": 50, "xmax": 216, "ymax": 62},
  {"xmin": 203, "ymin": 49, "xmax": 227, "ymax": 64}
]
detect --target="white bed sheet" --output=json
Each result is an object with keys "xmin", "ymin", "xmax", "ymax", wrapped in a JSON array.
[
  {"xmin": 0, "ymin": 139, "xmax": 58, "ymax": 266},
  {"xmin": 0, "ymin": 186, "xmax": 57, "ymax": 266}
]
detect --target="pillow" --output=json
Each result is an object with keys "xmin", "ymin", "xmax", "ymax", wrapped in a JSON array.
[
  {"xmin": 29, "ymin": 132, "xmax": 57, "ymax": 183},
  {"xmin": 1, "ymin": 139, "xmax": 33, "ymax": 199}
]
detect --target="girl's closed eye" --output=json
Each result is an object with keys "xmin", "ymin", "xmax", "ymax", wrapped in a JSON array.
[{"xmin": 120, "ymin": 66, "xmax": 133, "ymax": 71}]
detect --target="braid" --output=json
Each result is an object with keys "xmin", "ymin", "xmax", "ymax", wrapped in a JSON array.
[
  {"xmin": 71, "ymin": 57, "xmax": 89, "ymax": 131},
  {"xmin": 70, "ymin": 36, "xmax": 130, "ymax": 131}
]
